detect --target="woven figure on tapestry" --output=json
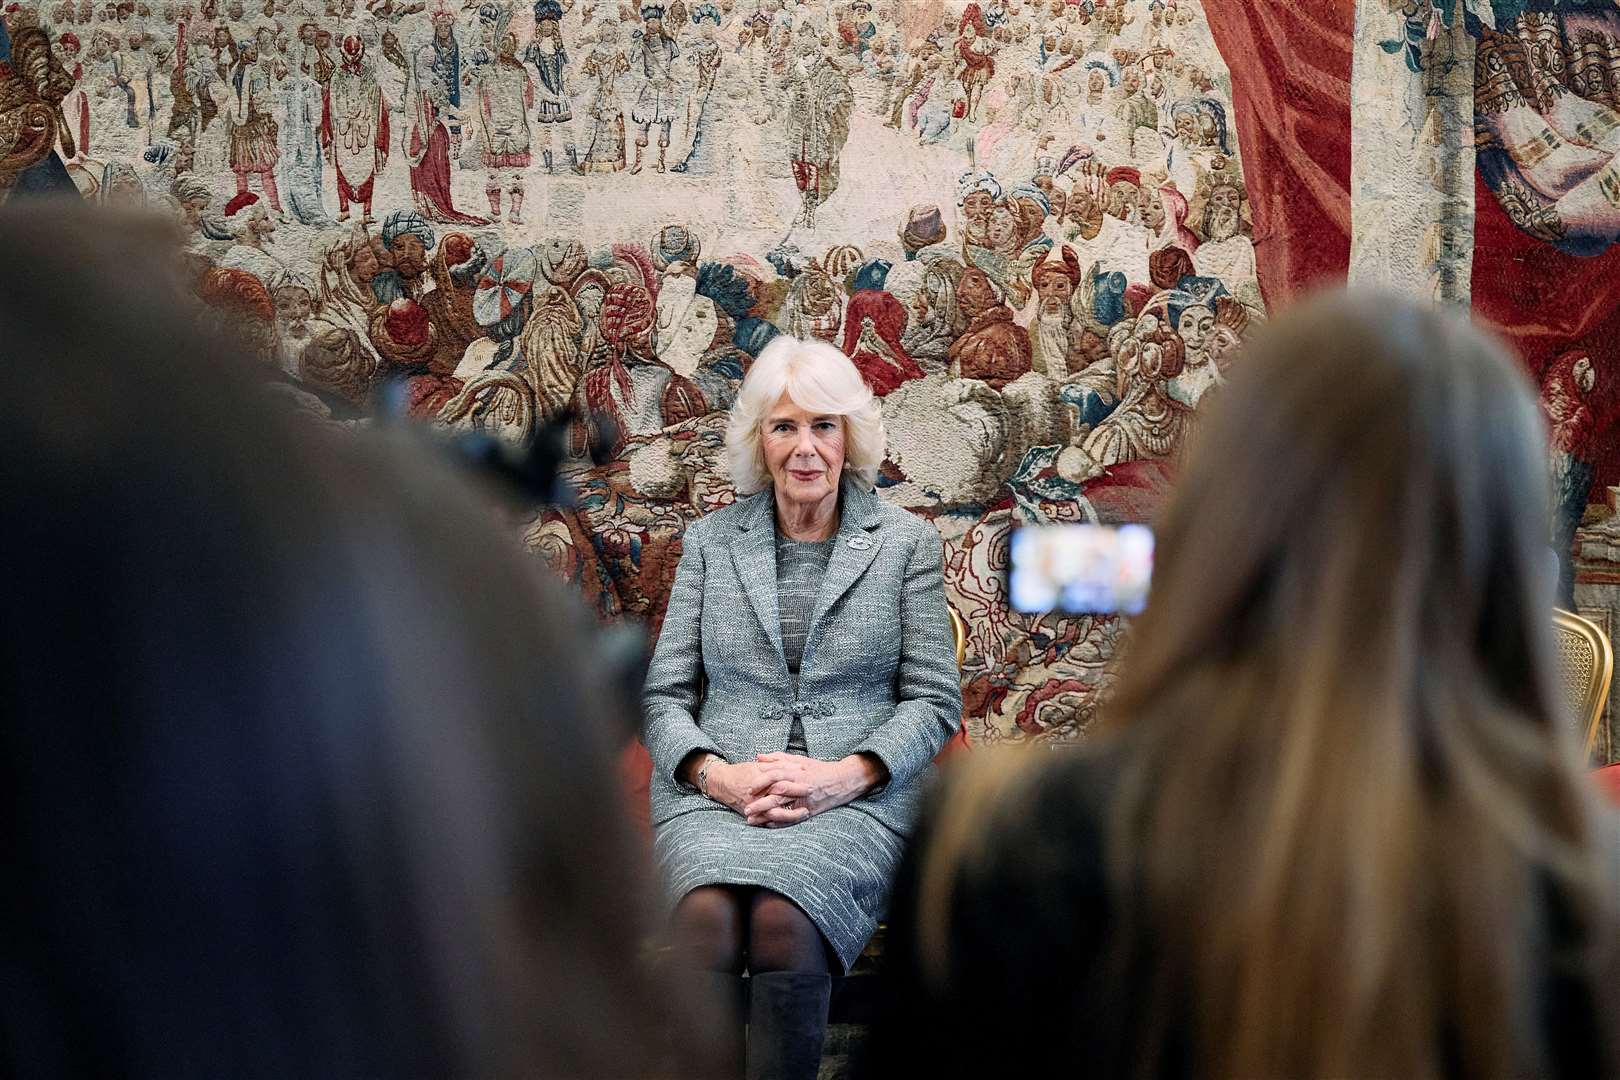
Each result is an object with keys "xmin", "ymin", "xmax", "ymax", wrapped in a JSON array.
[
  {"xmin": 321, "ymin": 36, "xmax": 389, "ymax": 223},
  {"xmin": 473, "ymin": 33, "xmax": 533, "ymax": 221},
  {"xmin": 627, "ymin": 4, "xmax": 679, "ymax": 173},
  {"xmin": 524, "ymin": 0, "xmax": 577, "ymax": 174},
  {"xmin": 224, "ymin": 37, "xmax": 284, "ymax": 217}
]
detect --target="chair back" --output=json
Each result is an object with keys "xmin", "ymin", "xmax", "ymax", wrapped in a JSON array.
[{"xmin": 1552, "ymin": 608, "xmax": 1612, "ymax": 759}]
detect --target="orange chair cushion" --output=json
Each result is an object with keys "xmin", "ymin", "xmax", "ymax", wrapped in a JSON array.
[
  {"xmin": 935, "ymin": 724, "xmax": 973, "ymax": 760},
  {"xmin": 620, "ymin": 740, "xmax": 654, "ymax": 840},
  {"xmin": 1596, "ymin": 764, "xmax": 1620, "ymax": 808}
]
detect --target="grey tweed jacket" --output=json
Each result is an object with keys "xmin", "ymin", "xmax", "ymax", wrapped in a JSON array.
[{"xmin": 642, "ymin": 477, "xmax": 963, "ymax": 837}]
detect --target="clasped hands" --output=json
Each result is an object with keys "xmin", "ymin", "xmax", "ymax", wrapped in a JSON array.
[{"xmin": 703, "ymin": 752, "xmax": 885, "ymax": 828}]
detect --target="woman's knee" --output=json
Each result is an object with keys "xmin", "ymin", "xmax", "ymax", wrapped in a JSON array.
[
  {"xmin": 748, "ymin": 890, "xmax": 829, "ymax": 974},
  {"xmin": 673, "ymin": 886, "xmax": 748, "ymax": 973}
]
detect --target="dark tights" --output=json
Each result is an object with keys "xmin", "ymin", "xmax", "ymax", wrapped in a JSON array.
[{"xmin": 673, "ymin": 885, "xmax": 833, "ymax": 975}]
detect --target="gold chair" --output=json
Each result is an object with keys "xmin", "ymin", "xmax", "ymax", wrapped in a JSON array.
[
  {"xmin": 1552, "ymin": 608, "xmax": 1612, "ymax": 759},
  {"xmin": 948, "ymin": 602, "xmax": 968, "ymax": 670}
]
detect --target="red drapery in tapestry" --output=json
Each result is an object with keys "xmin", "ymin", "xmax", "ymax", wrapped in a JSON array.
[
  {"xmin": 1203, "ymin": 3, "xmax": 1620, "ymax": 488},
  {"xmin": 1473, "ymin": 169, "xmax": 1620, "ymax": 486},
  {"xmin": 1201, "ymin": 0, "xmax": 1620, "ymax": 617},
  {"xmin": 1200, "ymin": 1, "xmax": 1354, "ymax": 311}
]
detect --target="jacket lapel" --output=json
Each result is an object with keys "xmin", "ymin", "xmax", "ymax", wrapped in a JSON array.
[
  {"xmin": 802, "ymin": 478, "xmax": 885, "ymax": 667},
  {"xmin": 730, "ymin": 490, "xmax": 786, "ymax": 667}
]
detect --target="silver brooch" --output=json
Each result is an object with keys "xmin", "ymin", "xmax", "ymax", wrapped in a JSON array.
[{"xmin": 847, "ymin": 535, "xmax": 873, "ymax": 550}]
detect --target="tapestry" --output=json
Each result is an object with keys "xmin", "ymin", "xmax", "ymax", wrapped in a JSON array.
[
  {"xmin": 1195, "ymin": 0, "xmax": 1620, "ymax": 760},
  {"xmin": 0, "ymin": 0, "xmax": 1264, "ymax": 746},
  {"xmin": 1460, "ymin": 0, "xmax": 1620, "ymax": 761},
  {"xmin": 1460, "ymin": 2, "xmax": 1620, "ymax": 587}
]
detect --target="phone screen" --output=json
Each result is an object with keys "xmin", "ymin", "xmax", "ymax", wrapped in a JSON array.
[{"xmin": 1009, "ymin": 523, "xmax": 1154, "ymax": 616}]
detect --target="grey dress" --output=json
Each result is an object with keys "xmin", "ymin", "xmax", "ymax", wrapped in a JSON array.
[
  {"xmin": 641, "ymin": 477, "xmax": 963, "ymax": 971},
  {"xmin": 776, "ymin": 532, "xmax": 835, "ymax": 753}
]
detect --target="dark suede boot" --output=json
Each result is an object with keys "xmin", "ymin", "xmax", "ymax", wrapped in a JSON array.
[{"xmin": 745, "ymin": 972, "xmax": 831, "ymax": 1080}]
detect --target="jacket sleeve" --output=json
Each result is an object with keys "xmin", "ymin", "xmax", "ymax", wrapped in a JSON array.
[
  {"xmin": 641, "ymin": 518, "xmax": 721, "ymax": 786},
  {"xmin": 853, "ymin": 523, "xmax": 963, "ymax": 789}
]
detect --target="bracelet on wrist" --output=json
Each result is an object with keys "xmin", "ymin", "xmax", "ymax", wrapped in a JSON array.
[{"xmin": 696, "ymin": 754, "xmax": 719, "ymax": 799}]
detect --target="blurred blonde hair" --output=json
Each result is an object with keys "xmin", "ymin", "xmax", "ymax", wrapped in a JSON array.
[
  {"xmin": 1102, "ymin": 289, "xmax": 1619, "ymax": 1079},
  {"xmin": 724, "ymin": 335, "xmax": 885, "ymax": 495},
  {"xmin": 915, "ymin": 289, "xmax": 1619, "ymax": 1080}
]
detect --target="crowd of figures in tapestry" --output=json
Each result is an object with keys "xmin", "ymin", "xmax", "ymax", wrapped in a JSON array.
[{"xmin": 0, "ymin": 0, "xmax": 1263, "ymax": 743}]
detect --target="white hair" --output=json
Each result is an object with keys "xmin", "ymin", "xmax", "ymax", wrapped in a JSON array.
[{"xmin": 725, "ymin": 335, "xmax": 886, "ymax": 495}]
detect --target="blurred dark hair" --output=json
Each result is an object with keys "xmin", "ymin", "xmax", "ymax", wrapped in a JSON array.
[{"xmin": 0, "ymin": 209, "xmax": 698, "ymax": 1078}]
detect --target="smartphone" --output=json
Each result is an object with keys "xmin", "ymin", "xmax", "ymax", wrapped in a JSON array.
[{"xmin": 1009, "ymin": 523, "xmax": 1154, "ymax": 616}]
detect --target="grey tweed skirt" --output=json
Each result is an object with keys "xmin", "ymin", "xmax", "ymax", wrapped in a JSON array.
[{"xmin": 653, "ymin": 803, "xmax": 908, "ymax": 973}]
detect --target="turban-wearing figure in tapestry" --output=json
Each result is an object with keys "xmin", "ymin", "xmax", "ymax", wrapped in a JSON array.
[
  {"xmin": 948, "ymin": 267, "xmax": 1032, "ymax": 390},
  {"xmin": 0, "ymin": 17, "xmax": 76, "ymax": 196}
]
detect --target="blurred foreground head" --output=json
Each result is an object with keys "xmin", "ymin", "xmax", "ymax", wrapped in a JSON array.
[
  {"xmin": 1107, "ymin": 289, "xmax": 1618, "ymax": 1077},
  {"xmin": 0, "ymin": 209, "xmax": 690, "ymax": 1078},
  {"xmin": 909, "ymin": 291, "xmax": 1620, "ymax": 1080}
]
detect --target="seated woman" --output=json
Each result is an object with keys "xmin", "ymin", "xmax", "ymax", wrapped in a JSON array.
[
  {"xmin": 863, "ymin": 290, "xmax": 1620, "ymax": 1078},
  {"xmin": 642, "ymin": 335, "xmax": 963, "ymax": 1080}
]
